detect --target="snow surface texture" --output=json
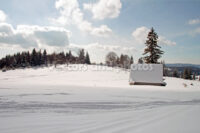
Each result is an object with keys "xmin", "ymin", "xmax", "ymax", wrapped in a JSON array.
[{"xmin": 0, "ymin": 64, "xmax": 200, "ymax": 133}]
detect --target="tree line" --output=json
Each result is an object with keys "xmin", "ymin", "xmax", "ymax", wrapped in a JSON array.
[
  {"xmin": 0, "ymin": 48, "xmax": 91, "ymax": 70},
  {"xmin": 170, "ymin": 68, "xmax": 197, "ymax": 80},
  {"xmin": 105, "ymin": 52, "xmax": 133, "ymax": 69}
]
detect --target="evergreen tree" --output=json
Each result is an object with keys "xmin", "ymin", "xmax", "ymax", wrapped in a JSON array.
[
  {"xmin": 119, "ymin": 54, "xmax": 124, "ymax": 65},
  {"xmin": 66, "ymin": 52, "xmax": 69, "ymax": 59},
  {"xmin": 26, "ymin": 51, "xmax": 31, "ymax": 66},
  {"xmin": 138, "ymin": 57, "xmax": 144, "ymax": 64},
  {"xmin": 130, "ymin": 56, "xmax": 134, "ymax": 64},
  {"xmin": 173, "ymin": 69, "xmax": 179, "ymax": 78},
  {"xmin": 21, "ymin": 52, "xmax": 27, "ymax": 67},
  {"xmin": 38, "ymin": 50, "xmax": 42, "ymax": 65},
  {"xmin": 183, "ymin": 68, "xmax": 192, "ymax": 80},
  {"xmin": 69, "ymin": 50, "xmax": 72, "ymax": 58},
  {"xmin": 48, "ymin": 53, "xmax": 55, "ymax": 64},
  {"xmin": 12, "ymin": 55, "xmax": 17, "ymax": 68},
  {"xmin": 143, "ymin": 27, "xmax": 164, "ymax": 64},
  {"xmin": 78, "ymin": 49, "xmax": 85, "ymax": 64},
  {"xmin": 192, "ymin": 73, "xmax": 196, "ymax": 80},
  {"xmin": 16, "ymin": 52, "xmax": 22, "ymax": 67},
  {"xmin": 5, "ymin": 55, "xmax": 11, "ymax": 68},
  {"xmin": 43, "ymin": 49, "xmax": 47, "ymax": 66},
  {"xmin": 57, "ymin": 52, "xmax": 66, "ymax": 64},
  {"xmin": 66, "ymin": 50, "xmax": 73, "ymax": 62},
  {"xmin": 85, "ymin": 52, "xmax": 91, "ymax": 64},
  {"xmin": 31, "ymin": 48, "xmax": 37, "ymax": 66},
  {"xmin": 0, "ymin": 48, "xmax": 90, "ymax": 70}
]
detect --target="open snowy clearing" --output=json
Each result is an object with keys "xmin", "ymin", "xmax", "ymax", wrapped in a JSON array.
[{"xmin": 0, "ymin": 65, "xmax": 200, "ymax": 133}]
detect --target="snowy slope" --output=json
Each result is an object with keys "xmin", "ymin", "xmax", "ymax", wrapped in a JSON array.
[{"xmin": 0, "ymin": 64, "xmax": 200, "ymax": 133}]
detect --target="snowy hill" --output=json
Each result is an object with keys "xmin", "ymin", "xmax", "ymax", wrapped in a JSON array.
[
  {"xmin": 1, "ymin": 64, "xmax": 199, "ymax": 91},
  {"xmin": 0, "ymin": 65, "xmax": 200, "ymax": 133}
]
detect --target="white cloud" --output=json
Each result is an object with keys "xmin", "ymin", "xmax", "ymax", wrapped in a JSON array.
[
  {"xmin": 51, "ymin": 0, "xmax": 112, "ymax": 37},
  {"xmin": 53, "ymin": 0, "xmax": 79, "ymax": 25},
  {"xmin": 0, "ymin": 22, "xmax": 134, "ymax": 62},
  {"xmin": 0, "ymin": 23, "xmax": 71, "ymax": 48},
  {"xmin": 132, "ymin": 26, "xmax": 149, "ymax": 44},
  {"xmin": 0, "ymin": 42, "xmax": 71, "ymax": 59},
  {"xmin": 0, "ymin": 23, "xmax": 36, "ymax": 47},
  {"xmin": 0, "ymin": 43, "xmax": 26, "ymax": 58},
  {"xmin": 188, "ymin": 19, "xmax": 200, "ymax": 25},
  {"xmin": 194, "ymin": 27, "xmax": 200, "ymax": 33},
  {"xmin": 0, "ymin": 10, "xmax": 7, "ymax": 22},
  {"xmin": 91, "ymin": 25, "xmax": 112, "ymax": 37},
  {"xmin": 84, "ymin": 0, "xmax": 122, "ymax": 20},
  {"xmin": 190, "ymin": 27, "xmax": 200, "ymax": 36},
  {"xmin": 159, "ymin": 36, "xmax": 176, "ymax": 46},
  {"xmin": 132, "ymin": 26, "xmax": 176, "ymax": 46}
]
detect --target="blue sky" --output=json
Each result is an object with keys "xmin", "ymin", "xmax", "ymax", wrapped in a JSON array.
[{"xmin": 0, "ymin": 0, "xmax": 200, "ymax": 64}]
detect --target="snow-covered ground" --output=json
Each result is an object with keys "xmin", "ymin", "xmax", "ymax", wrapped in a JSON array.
[{"xmin": 0, "ymin": 65, "xmax": 200, "ymax": 133}]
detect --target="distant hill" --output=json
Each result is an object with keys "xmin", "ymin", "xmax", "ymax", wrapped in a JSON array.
[
  {"xmin": 166, "ymin": 63, "xmax": 200, "ymax": 75},
  {"xmin": 166, "ymin": 63, "xmax": 200, "ymax": 69}
]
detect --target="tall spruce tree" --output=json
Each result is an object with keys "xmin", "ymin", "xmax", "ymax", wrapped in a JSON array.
[
  {"xmin": 173, "ymin": 69, "xmax": 179, "ymax": 78},
  {"xmin": 38, "ymin": 50, "xmax": 42, "ymax": 65},
  {"xmin": 31, "ymin": 48, "xmax": 37, "ymax": 66},
  {"xmin": 183, "ymin": 68, "xmax": 192, "ymax": 80},
  {"xmin": 143, "ymin": 28, "xmax": 164, "ymax": 64},
  {"xmin": 43, "ymin": 49, "xmax": 47, "ymax": 66},
  {"xmin": 69, "ymin": 50, "xmax": 72, "ymax": 58},
  {"xmin": 130, "ymin": 56, "xmax": 134, "ymax": 64},
  {"xmin": 26, "ymin": 51, "xmax": 31, "ymax": 66},
  {"xmin": 78, "ymin": 49, "xmax": 85, "ymax": 64},
  {"xmin": 16, "ymin": 52, "xmax": 22, "ymax": 67},
  {"xmin": 85, "ymin": 52, "xmax": 91, "ymax": 64},
  {"xmin": 119, "ymin": 54, "xmax": 124, "ymax": 65}
]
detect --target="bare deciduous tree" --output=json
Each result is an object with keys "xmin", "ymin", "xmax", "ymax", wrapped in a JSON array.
[{"xmin": 106, "ymin": 52, "xmax": 118, "ymax": 67}]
